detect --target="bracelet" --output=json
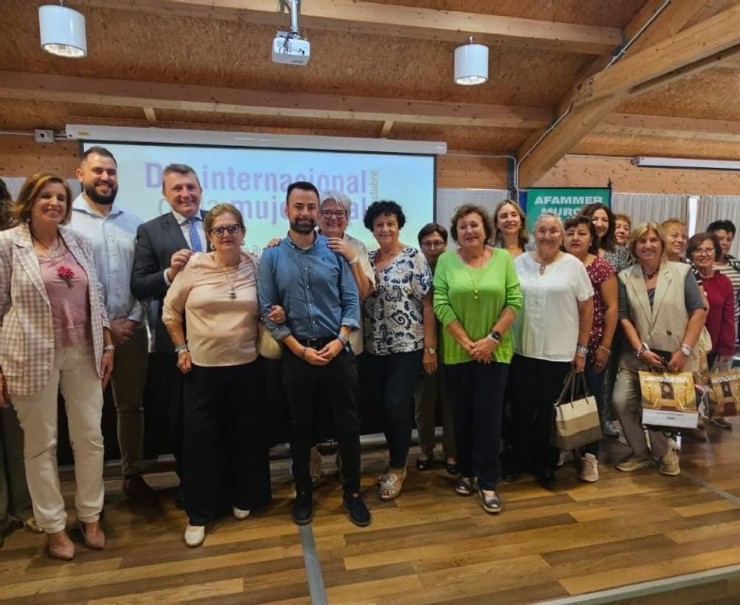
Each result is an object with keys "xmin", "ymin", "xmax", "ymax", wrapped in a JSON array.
[
  {"xmin": 337, "ymin": 334, "xmax": 349, "ymax": 346},
  {"xmin": 575, "ymin": 344, "xmax": 588, "ymax": 358},
  {"xmin": 301, "ymin": 346, "xmax": 307, "ymax": 359},
  {"xmin": 598, "ymin": 345, "xmax": 611, "ymax": 354},
  {"xmin": 680, "ymin": 343, "xmax": 693, "ymax": 357},
  {"xmin": 174, "ymin": 343, "xmax": 188, "ymax": 354},
  {"xmin": 634, "ymin": 342, "xmax": 649, "ymax": 358},
  {"xmin": 103, "ymin": 344, "xmax": 115, "ymax": 351},
  {"xmin": 349, "ymin": 255, "xmax": 359, "ymax": 265}
]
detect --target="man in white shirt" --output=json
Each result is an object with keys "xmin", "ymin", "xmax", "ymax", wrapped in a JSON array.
[{"xmin": 70, "ymin": 146, "xmax": 157, "ymax": 506}]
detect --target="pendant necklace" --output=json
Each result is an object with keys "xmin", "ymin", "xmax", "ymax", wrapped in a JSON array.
[
  {"xmin": 643, "ymin": 269, "xmax": 657, "ymax": 280},
  {"xmin": 32, "ymin": 232, "xmax": 63, "ymax": 259},
  {"xmin": 217, "ymin": 256, "xmax": 238, "ymax": 300}
]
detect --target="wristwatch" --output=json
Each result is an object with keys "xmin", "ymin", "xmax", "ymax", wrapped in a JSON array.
[
  {"xmin": 680, "ymin": 343, "xmax": 693, "ymax": 357},
  {"xmin": 488, "ymin": 331, "xmax": 502, "ymax": 342}
]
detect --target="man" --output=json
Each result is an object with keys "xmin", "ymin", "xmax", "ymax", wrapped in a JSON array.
[
  {"xmin": 258, "ymin": 181, "xmax": 370, "ymax": 527},
  {"xmin": 131, "ymin": 164, "xmax": 208, "ymax": 489},
  {"xmin": 70, "ymin": 146, "xmax": 157, "ymax": 505}
]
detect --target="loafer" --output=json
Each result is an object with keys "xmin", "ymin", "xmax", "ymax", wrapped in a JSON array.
[
  {"xmin": 415, "ymin": 457, "xmax": 432, "ymax": 471},
  {"xmin": 343, "ymin": 493, "xmax": 371, "ymax": 527},
  {"xmin": 232, "ymin": 506, "xmax": 251, "ymax": 520},
  {"xmin": 502, "ymin": 469, "xmax": 521, "ymax": 483},
  {"xmin": 536, "ymin": 469, "xmax": 557, "ymax": 490},
  {"xmin": 455, "ymin": 476, "xmax": 475, "ymax": 496},
  {"xmin": 479, "ymin": 489, "xmax": 502, "ymax": 514},
  {"xmin": 79, "ymin": 521, "xmax": 106, "ymax": 550},
  {"xmin": 615, "ymin": 454, "xmax": 652, "ymax": 472},
  {"xmin": 123, "ymin": 474, "xmax": 159, "ymax": 506},
  {"xmin": 47, "ymin": 530, "xmax": 75, "ymax": 561},
  {"xmin": 446, "ymin": 461, "xmax": 459, "ymax": 476},
  {"xmin": 184, "ymin": 524, "xmax": 205, "ymax": 548},
  {"xmin": 292, "ymin": 491, "xmax": 313, "ymax": 525}
]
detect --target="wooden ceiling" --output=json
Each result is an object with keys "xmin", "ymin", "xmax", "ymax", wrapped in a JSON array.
[{"xmin": 1, "ymin": 0, "xmax": 739, "ymax": 187}]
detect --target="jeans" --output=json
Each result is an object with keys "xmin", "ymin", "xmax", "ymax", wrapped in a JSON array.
[
  {"xmin": 413, "ymin": 367, "xmax": 456, "ymax": 458},
  {"xmin": 583, "ymin": 362, "xmax": 606, "ymax": 458},
  {"xmin": 364, "ymin": 350, "xmax": 423, "ymax": 469}
]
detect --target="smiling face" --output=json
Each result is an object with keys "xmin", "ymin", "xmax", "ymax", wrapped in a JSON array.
[
  {"xmin": 77, "ymin": 152, "xmax": 118, "ymax": 206},
  {"xmin": 495, "ymin": 203, "xmax": 522, "ymax": 239},
  {"xmin": 30, "ymin": 182, "xmax": 68, "ymax": 229},
  {"xmin": 207, "ymin": 211, "xmax": 244, "ymax": 253},
  {"xmin": 591, "ymin": 208, "xmax": 610, "ymax": 239},
  {"xmin": 372, "ymin": 212, "xmax": 401, "ymax": 249},
  {"xmin": 713, "ymin": 229, "xmax": 734, "ymax": 258},
  {"xmin": 286, "ymin": 187, "xmax": 319, "ymax": 235},
  {"xmin": 455, "ymin": 211, "xmax": 487, "ymax": 251},
  {"xmin": 634, "ymin": 229, "xmax": 664, "ymax": 265},
  {"xmin": 614, "ymin": 219, "xmax": 630, "ymax": 246},
  {"xmin": 664, "ymin": 224, "xmax": 688, "ymax": 260},
  {"xmin": 534, "ymin": 216, "xmax": 563, "ymax": 256},
  {"xmin": 163, "ymin": 171, "xmax": 202, "ymax": 218},
  {"xmin": 319, "ymin": 199, "xmax": 348, "ymax": 238},
  {"xmin": 690, "ymin": 238, "xmax": 717, "ymax": 271},
  {"xmin": 563, "ymin": 222, "xmax": 593, "ymax": 261}
]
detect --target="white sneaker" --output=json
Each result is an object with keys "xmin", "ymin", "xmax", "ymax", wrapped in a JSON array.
[
  {"xmin": 184, "ymin": 524, "xmax": 205, "ymax": 547},
  {"xmin": 659, "ymin": 449, "xmax": 680, "ymax": 476},
  {"xmin": 232, "ymin": 506, "xmax": 251, "ymax": 520},
  {"xmin": 579, "ymin": 454, "xmax": 599, "ymax": 482}
]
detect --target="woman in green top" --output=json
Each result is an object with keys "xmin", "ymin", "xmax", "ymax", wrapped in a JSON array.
[{"xmin": 433, "ymin": 204, "xmax": 523, "ymax": 514}]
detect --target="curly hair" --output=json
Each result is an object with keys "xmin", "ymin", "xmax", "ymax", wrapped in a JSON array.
[
  {"xmin": 449, "ymin": 204, "xmax": 493, "ymax": 244},
  {"xmin": 363, "ymin": 200, "xmax": 406, "ymax": 231}
]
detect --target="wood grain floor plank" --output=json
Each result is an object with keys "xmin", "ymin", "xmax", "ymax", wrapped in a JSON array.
[{"xmin": 85, "ymin": 578, "xmax": 243, "ymax": 604}]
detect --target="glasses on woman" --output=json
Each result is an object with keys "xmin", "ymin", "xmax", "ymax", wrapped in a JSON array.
[
  {"xmin": 421, "ymin": 240, "xmax": 446, "ymax": 250},
  {"xmin": 209, "ymin": 224, "xmax": 241, "ymax": 237},
  {"xmin": 321, "ymin": 210, "xmax": 347, "ymax": 219},
  {"xmin": 692, "ymin": 247, "xmax": 715, "ymax": 257}
]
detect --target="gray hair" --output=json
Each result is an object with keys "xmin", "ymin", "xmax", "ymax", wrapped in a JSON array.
[
  {"xmin": 321, "ymin": 190, "xmax": 352, "ymax": 215},
  {"xmin": 534, "ymin": 212, "xmax": 564, "ymax": 230}
]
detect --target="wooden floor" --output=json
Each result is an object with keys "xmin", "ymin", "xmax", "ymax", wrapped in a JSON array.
[{"xmin": 3, "ymin": 425, "xmax": 740, "ymax": 605}]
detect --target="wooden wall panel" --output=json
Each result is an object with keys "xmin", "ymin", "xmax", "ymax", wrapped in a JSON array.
[
  {"xmin": 436, "ymin": 155, "xmax": 510, "ymax": 189},
  {"xmin": 0, "ymin": 135, "xmax": 79, "ymax": 177}
]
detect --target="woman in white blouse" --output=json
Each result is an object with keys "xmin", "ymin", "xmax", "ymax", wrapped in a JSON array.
[{"xmin": 509, "ymin": 213, "xmax": 594, "ymax": 490}]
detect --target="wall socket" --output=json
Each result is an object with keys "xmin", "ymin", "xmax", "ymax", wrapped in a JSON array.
[{"xmin": 34, "ymin": 129, "xmax": 55, "ymax": 143}]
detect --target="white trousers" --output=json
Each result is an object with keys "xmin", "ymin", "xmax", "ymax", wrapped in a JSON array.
[{"xmin": 11, "ymin": 345, "xmax": 104, "ymax": 534}]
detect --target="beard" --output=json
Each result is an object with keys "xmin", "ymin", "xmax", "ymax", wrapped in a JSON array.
[
  {"xmin": 84, "ymin": 182, "xmax": 118, "ymax": 206},
  {"xmin": 291, "ymin": 218, "xmax": 316, "ymax": 234}
]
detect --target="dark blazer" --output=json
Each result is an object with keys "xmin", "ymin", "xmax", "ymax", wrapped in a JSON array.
[{"xmin": 131, "ymin": 210, "xmax": 208, "ymax": 353}]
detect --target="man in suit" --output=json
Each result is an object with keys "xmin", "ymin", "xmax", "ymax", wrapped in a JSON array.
[
  {"xmin": 131, "ymin": 164, "xmax": 207, "ymax": 488},
  {"xmin": 70, "ymin": 146, "xmax": 157, "ymax": 506}
]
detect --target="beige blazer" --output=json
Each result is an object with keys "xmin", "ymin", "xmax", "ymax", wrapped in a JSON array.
[{"xmin": 0, "ymin": 224, "xmax": 110, "ymax": 396}]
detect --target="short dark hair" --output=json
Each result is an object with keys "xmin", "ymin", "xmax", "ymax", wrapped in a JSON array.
[
  {"xmin": 449, "ymin": 204, "xmax": 493, "ymax": 244},
  {"xmin": 687, "ymin": 232, "xmax": 722, "ymax": 262},
  {"xmin": 417, "ymin": 222, "xmax": 448, "ymax": 245},
  {"xmin": 707, "ymin": 220, "xmax": 736, "ymax": 236},
  {"xmin": 578, "ymin": 202, "xmax": 617, "ymax": 252},
  {"xmin": 81, "ymin": 145, "xmax": 117, "ymax": 164},
  {"xmin": 162, "ymin": 163, "xmax": 201, "ymax": 192},
  {"xmin": 286, "ymin": 181, "xmax": 319, "ymax": 204},
  {"xmin": 363, "ymin": 201, "xmax": 406, "ymax": 231},
  {"xmin": 563, "ymin": 215, "xmax": 599, "ymax": 255}
]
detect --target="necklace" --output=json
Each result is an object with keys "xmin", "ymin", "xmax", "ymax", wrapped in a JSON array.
[
  {"xmin": 536, "ymin": 251, "xmax": 560, "ymax": 275},
  {"xmin": 643, "ymin": 269, "xmax": 657, "ymax": 280},
  {"xmin": 32, "ymin": 232, "xmax": 62, "ymax": 258},
  {"xmin": 216, "ymin": 256, "xmax": 239, "ymax": 300}
]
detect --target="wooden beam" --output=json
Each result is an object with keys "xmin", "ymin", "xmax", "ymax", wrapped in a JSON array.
[
  {"xmin": 143, "ymin": 107, "xmax": 157, "ymax": 125},
  {"xmin": 0, "ymin": 71, "xmax": 550, "ymax": 130},
  {"xmin": 380, "ymin": 121, "xmax": 394, "ymax": 138},
  {"xmin": 72, "ymin": 0, "xmax": 622, "ymax": 54},
  {"xmin": 516, "ymin": 0, "xmax": 726, "ymax": 187},
  {"xmin": 599, "ymin": 114, "xmax": 740, "ymax": 143},
  {"xmin": 573, "ymin": 4, "xmax": 740, "ymax": 104}
]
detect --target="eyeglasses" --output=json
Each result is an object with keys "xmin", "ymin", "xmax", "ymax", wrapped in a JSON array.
[
  {"xmin": 209, "ymin": 224, "xmax": 241, "ymax": 237},
  {"xmin": 321, "ymin": 210, "xmax": 347, "ymax": 219},
  {"xmin": 692, "ymin": 248, "xmax": 715, "ymax": 256},
  {"xmin": 421, "ymin": 241, "xmax": 446, "ymax": 249}
]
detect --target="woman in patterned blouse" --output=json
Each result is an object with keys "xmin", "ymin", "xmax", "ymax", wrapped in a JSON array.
[
  {"xmin": 562, "ymin": 216, "xmax": 618, "ymax": 482},
  {"xmin": 362, "ymin": 201, "xmax": 435, "ymax": 500}
]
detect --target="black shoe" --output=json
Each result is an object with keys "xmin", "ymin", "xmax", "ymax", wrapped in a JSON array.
[
  {"xmin": 415, "ymin": 457, "xmax": 432, "ymax": 471},
  {"xmin": 343, "ymin": 493, "xmax": 371, "ymax": 527},
  {"xmin": 502, "ymin": 469, "xmax": 521, "ymax": 483},
  {"xmin": 123, "ymin": 475, "xmax": 159, "ymax": 506},
  {"xmin": 292, "ymin": 491, "xmax": 314, "ymax": 525},
  {"xmin": 537, "ymin": 469, "xmax": 557, "ymax": 490},
  {"xmin": 446, "ymin": 462, "xmax": 459, "ymax": 476}
]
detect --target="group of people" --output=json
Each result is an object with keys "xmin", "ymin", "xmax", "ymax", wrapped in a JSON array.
[{"xmin": 0, "ymin": 148, "xmax": 737, "ymax": 559}]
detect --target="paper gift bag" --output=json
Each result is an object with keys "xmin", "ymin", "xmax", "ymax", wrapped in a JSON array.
[
  {"xmin": 707, "ymin": 370, "xmax": 740, "ymax": 417},
  {"xmin": 638, "ymin": 371, "xmax": 697, "ymax": 429}
]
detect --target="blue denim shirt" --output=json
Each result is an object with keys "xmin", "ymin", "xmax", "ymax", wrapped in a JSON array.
[{"xmin": 258, "ymin": 233, "xmax": 360, "ymax": 341}]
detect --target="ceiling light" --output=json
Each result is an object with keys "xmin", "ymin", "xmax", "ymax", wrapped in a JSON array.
[
  {"xmin": 39, "ymin": 3, "xmax": 87, "ymax": 58},
  {"xmin": 454, "ymin": 37, "xmax": 488, "ymax": 86},
  {"xmin": 633, "ymin": 156, "xmax": 740, "ymax": 170}
]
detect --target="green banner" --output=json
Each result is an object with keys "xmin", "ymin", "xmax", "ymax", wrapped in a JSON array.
[{"xmin": 524, "ymin": 187, "xmax": 611, "ymax": 231}]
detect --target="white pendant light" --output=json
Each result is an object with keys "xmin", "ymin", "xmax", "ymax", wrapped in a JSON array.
[
  {"xmin": 39, "ymin": 3, "xmax": 87, "ymax": 58},
  {"xmin": 454, "ymin": 37, "xmax": 488, "ymax": 86}
]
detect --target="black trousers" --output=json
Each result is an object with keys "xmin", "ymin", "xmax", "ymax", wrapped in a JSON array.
[
  {"xmin": 282, "ymin": 347, "xmax": 361, "ymax": 494},
  {"xmin": 510, "ymin": 355, "xmax": 571, "ymax": 475},
  {"xmin": 445, "ymin": 361, "xmax": 508, "ymax": 490},
  {"xmin": 183, "ymin": 359, "xmax": 271, "ymax": 526}
]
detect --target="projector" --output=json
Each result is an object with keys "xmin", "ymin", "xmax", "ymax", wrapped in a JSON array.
[{"xmin": 272, "ymin": 32, "xmax": 310, "ymax": 65}]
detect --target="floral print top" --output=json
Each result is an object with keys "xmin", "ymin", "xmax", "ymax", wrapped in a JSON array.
[
  {"xmin": 363, "ymin": 246, "xmax": 432, "ymax": 355},
  {"xmin": 586, "ymin": 256, "xmax": 615, "ymax": 362}
]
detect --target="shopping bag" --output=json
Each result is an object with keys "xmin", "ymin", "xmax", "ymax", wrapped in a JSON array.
[
  {"xmin": 258, "ymin": 323, "xmax": 283, "ymax": 360},
  {"xmin": 707, "ymin": 370, "xmax": 740, "ymax": 417},
  {"xmin": 552, "ymin": 371, "xmax": 602, "ymax": 449},
  {"xmin": 638, "ymin": 370, "xmax": 697, "ymax": 428}
]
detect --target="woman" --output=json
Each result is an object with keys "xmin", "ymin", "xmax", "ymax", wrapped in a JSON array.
[
  {"xmin": 414, "ymin": 223, "xmax": 457, "ymax": 474},
  {"xmin": 163, "ymin": 203, "xmax": 271, "ymax": 547},
  {"xmin": 662, "ymin": 218, "xmax": 688, "ymax": 262},
  {"xmin": 688, "ymin": 233, "xmax": 735, "ymax": 370},
  {"xmin": 707, "ymin": 220, "xmax": 740, "ymax": 365},
  {"xmin": 615, "ymin": 213, "xmax": 631, "ymax": 247},
  {"xmin": 510, "ymin": 213, "xmax": 594, "ymax": 489},
  {"xmin": 493, "ymin": 199, "xmax": 529, "ymax": 258},
  {"xmin": 433, "ymin": 205, "xmax": 522, "ymax": 513},
  {"xmin": 613, "ymin": 222, "xmax": 706, "ymax": 477},
  {"xmin": 362, "ymin": 201, "xmax": 434, "ymax": 500},
  {"xmin": 0, "ymin": 172, "xmax": 113, "ymax": 560},
  {"xmin": 578, "ymin": 202, "xmax": 631, "ymax": 273},
  {"xmin": 562, "ymin": 216, "xmax": 617, "ymax": 482}
]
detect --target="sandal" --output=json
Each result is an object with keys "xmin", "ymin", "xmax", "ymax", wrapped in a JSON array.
[
  {"xmin": 378, "ymin": 468, "xmax": 407, "ymax": 500},
  {"xmin": 455, "ymin": 476, "xmax": 475, "ymax": 496}
]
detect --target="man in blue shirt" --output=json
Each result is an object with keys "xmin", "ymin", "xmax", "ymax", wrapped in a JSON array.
[
  {"xmin": 258, "ymin": 181, "xmax": 370, "ymax": 527},
  {"xmin": 70, "ymin": 146, "xmax": 157, "ymax": 505}
]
